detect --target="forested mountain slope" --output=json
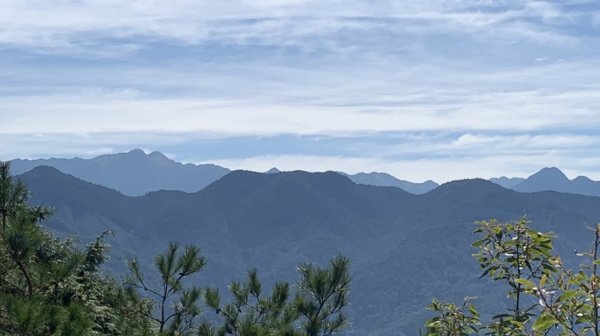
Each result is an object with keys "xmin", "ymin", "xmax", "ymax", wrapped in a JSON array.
[{"xmin": 18, "ymin": 166, "xmax": 600, "ymax": 335}]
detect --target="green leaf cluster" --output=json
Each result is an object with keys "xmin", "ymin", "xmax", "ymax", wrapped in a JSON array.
[
  {"xmin": 423, "ymin": 217, "xmax": 600, "ymax": 336},
  {"xmin": 422, "ymin": 297, "xmax": 480, "ymax": 336},
  {"xmin": 200, "ymin": 255, "xmax": 351, "ymax": 336},
  {"xmin": 0, "ymin": 161, "xmax": 152, "ymax": 335}
]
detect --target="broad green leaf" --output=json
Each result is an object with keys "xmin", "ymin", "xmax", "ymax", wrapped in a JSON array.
[
  {"xmin": 532, "ymin": 314, "xmax": 557, "ymax": 332},
  {"xmin": 515, "ymin": 278, "xmax": 536, "ymax": 289}
]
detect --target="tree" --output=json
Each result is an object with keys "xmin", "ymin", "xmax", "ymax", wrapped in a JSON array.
[
  {"xmin": 0, "ymin": 161, "xmax": 152, "ymax": 335},
  {"xmin": 0, "ymin": 161, "xmax": 28, "ymax": 232},
  {"xmin": 422, "ymin": 218, "xmax": 600, "ymax": 336},
  {"xmin": 126, "ymin": 241, "xmax": 207, "ymax": 335},
  {"xmin": 473, "ymin": 218, "xmax": 557, "ymax": 335},
  {"xmin": 201, "ymin": 269, "xmax": 298, "ymax": 336},
  {"xmin": 201, "ymin": 255, "xmax": 351, "ymax": 336},
  {"xmin": 0, "ymin": 160, "xmax": 91, "ymax": 334},
  {"xmin": 296, "ymin": 255, "xmax": 351, "ymax": 336},
  {"xmin": 421, "ymin": 297, "xmax": 480, "ymax": 336},
  {"xmin": 516, "ymin": 224, "xmax": 600, "ymax": 335}
]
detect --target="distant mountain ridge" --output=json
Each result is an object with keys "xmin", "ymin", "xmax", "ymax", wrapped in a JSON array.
[
  {"xmin": 339, "ymin": 171, "xmax": 439, "ymax": 194},
  {"xmin": 8, "ymin": 150, "xmax": 442, "ymax": 195},
  {"xmin": 264, "ymin": 167, "xmax": 282, "ymax": 174},
  {"xmin": 16, "ymin": 165, "xmax": 600, "ymax": 335},
  {"xmin": 10, "ymin": 150, "xmax": 600, "ymax": 197},
  {"xmin": 489, "ymin": 176, "xmax": 525, "ymax": 188},
  {"xmin": 10, "ymin": 149, "xmax": 231, "ymax": 196},
  {"xmin": 491, "ymin": 167, "xmax": 600, "ymax": 197}
]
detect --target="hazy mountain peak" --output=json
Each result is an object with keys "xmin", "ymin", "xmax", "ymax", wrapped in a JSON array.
[
  {"xmin": 574, "ymin": 176, "xmax": 593, "ymax": 183},
  {"xmin": 434, "ymin": 178, "xmax": 506, "ymax": 193},
  {"xmin": 10, "ymin": 150, "xmax": 230, "ymax": 196},
  {"xmin": 490, "ymin": 167, "xmax": 600, "ymax": 197},
  {"xmin": 149, "ymin": 151, "xmax": 169, "ymax": 159},
  {"xmin": 339, "ymin": 171, "xmax": 438, "ymax": 194},
  {"xmin": 265, "ymin": 167, "xmax": 281, "ymax": 174},
  {"xmin": 489, "ymin": 176, "xmax": 525, "ymax": 188},
  {"xmin": 530, "ymin": 167, "xmax": 569, "ymax": 181},
  {"xmin": 22, "ymin": 165, "xmax": 67, "ymax": 178},
  {"xmin": 512, "ymin": 167, "xmax": 570, "ymax": 192},
  {"xmin": 127, "ymin": 148, "xmax": 146, "ymax": 156}
]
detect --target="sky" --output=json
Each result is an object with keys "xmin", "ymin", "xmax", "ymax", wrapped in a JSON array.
[{"xmin": 1, "ymin": 0, "xmax": 600, "ymax": 182}]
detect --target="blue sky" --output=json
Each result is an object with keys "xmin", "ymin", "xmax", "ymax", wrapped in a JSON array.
[{"xmin": 1, "ymin": 0, "xmax": 600, "ymax": 182}]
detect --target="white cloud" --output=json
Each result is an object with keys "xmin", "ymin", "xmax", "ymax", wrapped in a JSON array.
[
  {"xmin": 2, "ymin": 78, "xmax": 598, "ymax": 136},
  {"xmin": 0, "ymin": 0, "xmax": 582, "ymax": 52},
  {"xmin": 1, "ymin": 1, "xmax": 599, "ymax": 181}
]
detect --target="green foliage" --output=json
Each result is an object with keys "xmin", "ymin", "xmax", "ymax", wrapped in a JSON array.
[
  {"xmin": 423, "ymin": 218, "xmax": 600, "ymax": 336},
  {"xmin": 472, "ymin": 218, "xmax": 557, "ymax": 334},
  {"xmin": 201, "ymin": 269, "xmax": 298, "ymax": 336},
  {"xmin": 126, "ymin": 241, "xmax": 207, "ymax": 335},
  {"xmin": 201, "ymin": 255, "xmax": 351, "ymax": 336},
  {"xmin": 0, "ymin": 161, "xmax": 153, "ymax": 335},
  {"xmin": 0, "ymin": 161, "xmax": 93, "ymax": 334},
  {"xmin": 296, "ymin": 255, "xmax": 351, "ymax": 336},
  {"xmin": 514, "ymin": 224, "xmax": 600, "ymax": 336},
  {"xmin": 0, "ymin": 161, "xmax": 29, "ymax": 230},
  {"xmin": 422, "ymin": 297, "xmax": 480, "ymax": 336}
]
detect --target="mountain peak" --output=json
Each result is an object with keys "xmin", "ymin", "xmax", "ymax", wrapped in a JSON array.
[
  {"xmin": 21, "ymin": 165, "xmax": 66, "ymax": 178},
  {"xmin": 265, "ymin": 167, "xmax": 281, "ymax": 174},
  {"xmin": 574, "ymin": 176, "xmax": 593, "ymax": 183},
  {"xmin": 11, "ymin": 149, "xmax": 230, "ymax": 196},
  {"xmin": 531, "ymin": 167, "xmax": 568, "ymax": 181},
  {"xmin": 148, "ymin": 151, "xmax": 170, "ymax": 162},
  {"xmin": 341, "ymin": 171, "xmax": 438, "ymax": 194},
  {"xmin": 513, "ymin": 167, "xmax": 572, "ymax": 193},
  {"xmin": 127, "ymin": 148, "xmax": 146, "ymax": 156},
  {"xmin": 510, "ymin": 167, "xmax": 600, "ymax": 196},
  {"xmin": 489, "ymin": 176, "xmax": 525, "ymax": 188},
  {"xmin": 432, "ymin": 178, "xmax": 507, "ymax": 194}
]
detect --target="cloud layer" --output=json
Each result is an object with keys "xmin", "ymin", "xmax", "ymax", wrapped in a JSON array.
[{"xmin": 1, "ymin": 1, "xmax": 599, "ymax": 181}]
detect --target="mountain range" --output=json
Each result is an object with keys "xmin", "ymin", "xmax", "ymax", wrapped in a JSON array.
[
  {"xmin": 11, "ymin": 149, "xmax": 600, "ymax": 197},
  {"xmin": 10, "ymin": 149, "xmax": 231, "ymax": 196},
  {"xmin": 488, "ymin": 176, "xmax": 525, "ymax": 188},
  {"xmin": 493, "ymin": 167, "xmax": 600, "ymax": 197},
  {"xmin": 16, "ymin": 165, "xmax": 600, "ymax": 335},
  {"xmin": 9, "ymin": 150, "xmax": 437, "ymax": 195},
  {"xmin": 338, "ymin": 171, "xmax": 439, "ymax": 194}
]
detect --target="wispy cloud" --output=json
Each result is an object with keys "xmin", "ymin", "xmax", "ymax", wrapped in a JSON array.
[
  {"xmin": 2, "ymin": 73, "xmax": 598, "ymax": 135},
  {"xmin": 0, "ymin": 1, "xmax": 590, "ymax": 52},
  {"xmin": 1, "ymin": 1, "xmax": 599, "ymax": 181}
]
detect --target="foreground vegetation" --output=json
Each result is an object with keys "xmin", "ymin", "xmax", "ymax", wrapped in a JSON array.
[
  {"xmin": 423, "ymin": 218, "xmax": 600, "ymax": 336},
  {"xmin": 0, "ymin": 161, "xmax": 350, "ymax": 335}
]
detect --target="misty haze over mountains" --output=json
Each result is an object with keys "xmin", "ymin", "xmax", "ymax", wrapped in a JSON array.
[{"xmin": 9, "ymin": 149, "xmax": 600, "ymax": 197}]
